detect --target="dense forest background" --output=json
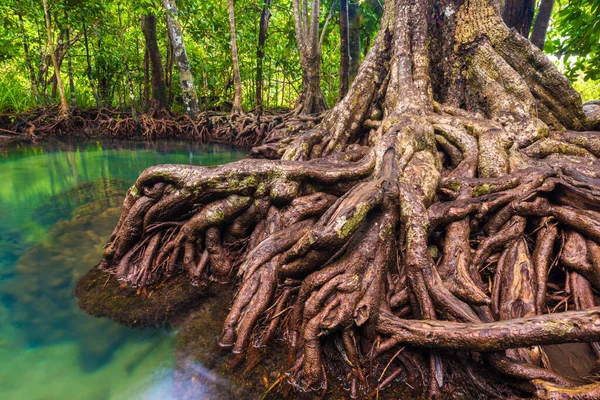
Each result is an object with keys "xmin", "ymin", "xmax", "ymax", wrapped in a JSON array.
[{"xmin": 0, "ymin": 0, "xmax": 597, "ymax": 115}]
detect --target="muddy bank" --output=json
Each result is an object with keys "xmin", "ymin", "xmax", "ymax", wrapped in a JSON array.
[{"xmin": 75, "ymin": 267, "xmax": 207, "ymax": 328}]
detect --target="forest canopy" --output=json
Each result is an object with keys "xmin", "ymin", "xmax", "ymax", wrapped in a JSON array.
[{"xmin": 0, "ymin": 0, "xmax": 382, "ymax": 114}]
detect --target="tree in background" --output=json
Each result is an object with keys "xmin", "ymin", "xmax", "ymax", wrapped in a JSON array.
[
  {"xmin": 227, "ymin": 0, "xmax": 243, "ymax": 114},
  {"xmin": 255, "ymin": 0, "xmax": 271, "ymax": 115},
  {"xmin": 292, "ymin": 0, "xmax": 330, "ymax": 114},
  {"xmin": 163, "ymin": 0, "xmax": 200, "ymax": 118},
  {"xmin": 141, "ymin": 13, "xmax": 168, "ymax": 114},
  {"xmin": 530, "ymin": 0, "xmax": 555, "ymax": 49},
  {"xmin": 502, "ymin": 0, "xmax": 536, "ymax": 37},
  {"xmin": 42, "ymin": 0, "xmax": 69, "ymax": 117},
  {"xmin": 338, "ymin": 0, "xmax": 350, "ymax": 100},
  {"xmin": 16, "ymin": 2, "xmax": 40, "ymax": 106},
  {"xmin": 348, "ymin": 1, "xmax": 361, "ymax": 83}
]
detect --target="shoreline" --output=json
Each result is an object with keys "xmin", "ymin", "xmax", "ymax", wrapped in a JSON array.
[{"xmin": 0, "ymin": 106, "xmax": 292, "ymax": 150}]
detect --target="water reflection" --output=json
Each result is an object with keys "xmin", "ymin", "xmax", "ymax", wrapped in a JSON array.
[{"xmin": 0, "ymin": 140, "xmax": 245, "ymax": 399}]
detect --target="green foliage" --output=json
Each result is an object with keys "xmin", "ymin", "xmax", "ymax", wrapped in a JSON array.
[
  {"xmin": 0, "ymin": 0, "xmax": 593, "ymax": 114},
  {"xmin": 546, "ymin": 0, "xmax": 600, "ymax": 81},
  {"xmin": 1, "ymin": 0, "xmax": 377, "ymax": 112}
]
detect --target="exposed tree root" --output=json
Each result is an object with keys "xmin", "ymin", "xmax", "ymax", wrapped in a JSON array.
[
  {"xmin": 0, "ymin": 106, "xmax": 323, "ymax": 149},
  {"xmin": 80, "ymin": 0, "xmax": 600, "ymax": 398}
]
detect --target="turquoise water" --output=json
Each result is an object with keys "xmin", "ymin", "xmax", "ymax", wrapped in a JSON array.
[{"xmin": 0, "ymin": 140, "xmax": 246, "ymax": 399}]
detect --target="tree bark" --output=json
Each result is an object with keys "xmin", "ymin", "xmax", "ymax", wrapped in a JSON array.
[
  {"xmin": 530, "ymin": 0, "xmax": 555, "ymax": 50},
  {"xmin": 141, "ymin": 14, "xmax": 168, "ymax": 114},
  {"xmin": 163, "ymin": 0, "xmax": 200, "ymax": 118},
  {"xmin": 84, "ymin": 0, "xmax": 600, "ymax": 398},
  {"xmin": 143, "ymin": 49, "xmax": 150, "ymax": 109},
  {"xmin": 42, "ymin": 0, "xmax": 69, "ymax": 117},
  {"xmin": 228, "ymin": 0, "xmax": 244, "ymax": 114},
  {"xmin": 348, "ymin": 1, "xmax": 361, "ymax": 83},
  {"xmin": 255, "ymin": 0, "xmax": 271, "ymax": 114},
  {"xmin": 502, "ymin": 0, "xmax": 535, "ymax": 37},
  {"xmin": 292, "ymin": 0, "xmax": 328, "ymax": 115},
  {"xmin": 338, "ymin": 0, "xmax": 350, "ymax": 100}
]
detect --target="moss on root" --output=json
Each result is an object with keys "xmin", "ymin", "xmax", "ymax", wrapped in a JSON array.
[{"xmin": 75, "ymin": 266, "xmax": 206, "ymax": 328}]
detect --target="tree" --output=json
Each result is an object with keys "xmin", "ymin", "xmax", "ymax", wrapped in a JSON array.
[
  {"xmin": 227, "ymin": 0, "xmax": 243, "ymax": 114},
  {"xmin": 141, "ymin": 13, "xmax": 168, "ymax": 114},
  {"xmin": 163, "ymin": 0, "xmax": 200, "ymax": 118},
  {"xmin": 81, "ymin": 14, "xmax": 102, "ymax": 107},
  {"xmin": 90, "ymin": 0, "xmax": 600, "ymax": 397},
  {"xmin": 348, "ymin": 1, "xmax": 360, "ymax": 83},
  {"xmin": 530, "ymin": 0, "xmax": 555, "ymax": 50},
  {"xmin": 292, "ymin": 0, "xmax": 330, "ymax": 114},
  {"xmin": 502, "ymin": 0, "xmax": 535, "ymax": 37},
  {"xmin": 338, "ymin": 0, "xmax": 350, "ymax": 100},
  {"xmin": 255, "ymin": 0, "xmax": 271, "ymax": 114},
  {"xmin": 63, "ymin": 3, "xmax": 76, "ymax": 107},
  {"xmin": 116, "ymin": 1, "xmax": 136, "ymax": 117},
  {"xmin": 42, "ymin": 0, "xmax": 69, "ymax": 117}
]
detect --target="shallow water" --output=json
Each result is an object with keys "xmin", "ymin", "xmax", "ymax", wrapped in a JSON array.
[{"xmin": 0, "ymin": 140, "xmax": 245, "ymax": 400}]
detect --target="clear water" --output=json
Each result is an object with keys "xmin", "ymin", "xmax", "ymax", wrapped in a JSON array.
[{"xmin": 0, "ymin": 140, "xmax": 246, "ymax": 400}]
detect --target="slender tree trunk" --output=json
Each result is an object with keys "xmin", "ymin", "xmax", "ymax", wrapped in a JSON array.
[
  {"xmin": 141, "ymin": 14, "xmax": 168, "ymax": 113},
  {"xmin": 292, "ymin": 0, "xmax": 328, "ymax": 115},
  {"xmin": 42, "ymin": 0, "xmax": 69, "ymax": 116},
  {"xmin": 502, "ymin": 0, "xmax": 535, "ymax": 37},
  {"xmin": 163, "ymin": 0, "xmax": 200, "ymax": 118},
  {"xmin": 143, "ymin": 49, "xmax": 150, "ymax": 108},
  {"xmin": 34, "ymin": 4, "xmax": 50, "ymax": 105},
  {"xmin": 82, "ymin": 16, "xmax": 102, "ymax": 107},
  {"xmin": 117, "ymin": 2, "xmax": 136, "ymax": 118},
  {"xmin": 228, "ymin": 0, "xmax": 244, "ymax": 114},
  {"xmin": 530, "ymin": 0, "xmax": 554, "ymax": 50},
  {"xmin": 339, "ymin": 0, "xmax": 350, "ymax": 100},
  {"xmin": 165, "ymin": 26, "xmax": 175, "ymax": 104},
  {"xmin": 63, "ymin": 6, "xmax": 76, "ymax": 107},
  {"xmin": 255, "ymin": 0, "xmax": 271, "ymax": 115},
  {"xmin": 348, "ymin": 1, "xmax": 360, "ymax": 83},
  {"xmin": 17, "ymin": 4, "xmax": 41, "ymax": 106}
]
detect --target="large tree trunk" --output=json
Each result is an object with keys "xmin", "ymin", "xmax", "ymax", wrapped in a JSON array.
[
  {"xmin": 530, "ymin": 0, "xmax": 555, "ymax": 50},
  {"xmin": 163, "ymin": 0, "xmax": 200, "ymax": 119},
  {"xmin": 141, "ymin": 14, "xmax": 168, "ymax": 114},
  {"xmin": 255, "ymin": 0, "xmax": 271, "ymax": 115},
  {"xmin": 42, "ymin": 0, "xmax": 68, "ymax": 117},
  {"xmin": 228, "ymin": 0, "xmax": 244, "ymax": 115},
  {"xmin": 84, "ymin": 0, "xmax": 600, "ymax": 398}
]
